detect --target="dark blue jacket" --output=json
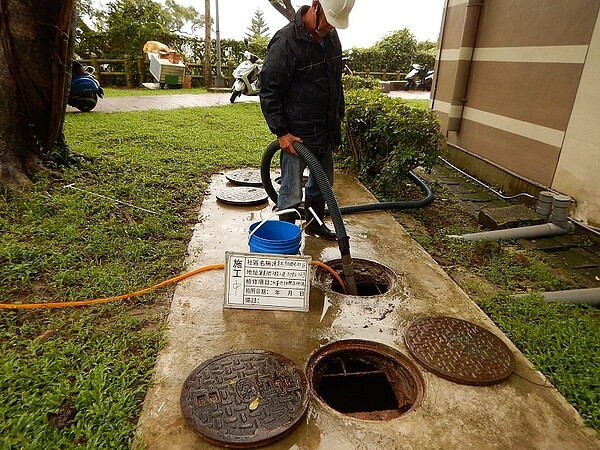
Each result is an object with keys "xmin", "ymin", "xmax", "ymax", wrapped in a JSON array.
[{"xmin": 259, "ymin": 6, "xmax": 345, "ymax": 153}]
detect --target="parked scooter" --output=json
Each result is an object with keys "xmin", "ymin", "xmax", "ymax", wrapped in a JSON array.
[
  {"xmin": 404, "ymin": 63, "xmax": 434, "ymax": 91},
  {"xmin": 342, "ymin": 56, "xmax": 353, "ymax": 76},
  {"xmin": 230, "ymin": 51, "xmax": 263, "ymax": 103},
  {"xmin": 423, "ymin": 69, "xmax": 434, "ymax": 91},
  {"xmin": 68, "ymin": 61, "xmax": 104, "ymax": 112},
  {"xmin": 342, "ymin": 49, "xmax": 354, "ymax": 75}
]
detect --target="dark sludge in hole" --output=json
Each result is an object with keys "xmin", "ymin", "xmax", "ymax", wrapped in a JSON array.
[
  {"xmin": 308, "ymin": 345, "xmax": 425, "ymax": 421},
  {"xmin": 315, "ymin": 259, "xmax": 397, "ymax": 297},
  {"xmin": 330, "ymin": 280, "xmax": 388, "ymax": 296},
  {"xmin": 317, "ymin": 358, "xmax": 399, "ymax": 414}
]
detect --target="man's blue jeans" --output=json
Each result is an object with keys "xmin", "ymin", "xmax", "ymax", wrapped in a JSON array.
[{"xmin": 277, "ymin": 149, "xmax": 334, "ymax": 210}]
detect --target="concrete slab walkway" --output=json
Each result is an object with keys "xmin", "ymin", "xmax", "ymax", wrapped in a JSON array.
[{"xmin": 135, "ymin": 172, "xmax": 599, "ymax": 449}]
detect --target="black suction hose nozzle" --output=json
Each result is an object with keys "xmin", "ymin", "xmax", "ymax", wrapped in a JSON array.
[
  {"xmin": 291, "ymin": 142, "xmax": 358, "ymax": 295},
  {"xmin": 261, "ymin": 140, "xmax": 358, "ymax": 294}
]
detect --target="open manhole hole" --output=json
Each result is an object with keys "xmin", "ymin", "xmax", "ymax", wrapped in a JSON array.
[
  {"xmin": 273, "ymin": 174, "xmax": 309, "ymax": 187},
  {"xmin": 306, "ymin": 340, "xmax": 424, "ymax": 421},
  {"xmin": 314, "ymin": 258, "xmax": 397, "ymax": 296},
  {"xmin": 181, "ymin": 349, "xmax": 309, "ymax": 448}
]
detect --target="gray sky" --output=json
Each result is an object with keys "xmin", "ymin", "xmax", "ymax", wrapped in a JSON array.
[{"xmin": 94, "ymin": 0, "xmax": 445, "ymax": 49}]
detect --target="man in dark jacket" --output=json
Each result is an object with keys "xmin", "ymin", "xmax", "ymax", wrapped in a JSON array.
[{"xmin": 259, "ymin": 0, "xmax": 355, "ymax": 240}]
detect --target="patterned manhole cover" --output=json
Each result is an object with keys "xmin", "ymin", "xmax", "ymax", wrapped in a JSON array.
[
  {"xmin": 225, "ymin": 169, "xmax": 263, "ymax": 187},
  {"xmin": 404, "ymin": 316, "xmax": 515, "ymax": 386},
  {"xmin": 216, "ymin": 187, "xmax": 268, "ymax": 206},
  {"xmin": 181, "ymin": 350, "xmax": 309, "ymax": 448}
]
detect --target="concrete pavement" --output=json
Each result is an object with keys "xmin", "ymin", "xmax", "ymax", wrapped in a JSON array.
[
  {"xmin": 66, "ymin": 92, "xmax": 259, "ymax": 113},
  {"xmin": 66, "ymin": 89, "xmax": 429, "ymax": 114}
]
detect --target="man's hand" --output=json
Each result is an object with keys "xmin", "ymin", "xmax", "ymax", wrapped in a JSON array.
[{"xmin": 278, "ymin": 133, "xmax": 303, "ymax": 156}]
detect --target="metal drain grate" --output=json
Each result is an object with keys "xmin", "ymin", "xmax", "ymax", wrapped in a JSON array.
[
  {"xmin": 405, "ymin": 316, "xmax": 515, "ymax": 386},
  {"xmin": 306, "ymin": 340, "xmax": 424, "ymax": 420},
  {"xmin": 216, "ymin": 187, "xmax": 268, "ymax": 206},
  {"xmin": 180, "ymin": 350, "xmax": 309, "ymax": 448}
]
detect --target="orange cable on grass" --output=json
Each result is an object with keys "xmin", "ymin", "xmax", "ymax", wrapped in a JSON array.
[
  {"xmin": 0, "ymin": 260, "xmax": 349, "ymax": 311},
  {"xmin": 0, "ymin": 264, "xmax": 225, "ymax": 310}
]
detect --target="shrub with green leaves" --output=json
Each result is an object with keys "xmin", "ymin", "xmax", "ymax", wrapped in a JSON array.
[
  {"xmin": 341, "ymin": 74, "xmax": 380, "ymax": 91},
  {"xmin": 340, "ymin": 88, "xmax": 445, "ymax": 198}
]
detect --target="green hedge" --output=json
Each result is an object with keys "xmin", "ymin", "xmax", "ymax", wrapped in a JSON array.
[
  {"xmin": 340, "ymin": 88, "xmax": 445, "ymax": 198},
  {"xmin": 341, "ymin": 74, "xmax": 380, "ymax": 91}
]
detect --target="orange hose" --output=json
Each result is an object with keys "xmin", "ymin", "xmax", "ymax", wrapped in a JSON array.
[
  {"xmin": 310, "ymin": 261, "xmax": 350, "ymax": 295},
  {"xmin": 0, "ymin": 264, "xmax": 225, "ymax": 310},
  {"xmin": 0, "ymin": 260, "xmax": 349, "ymax": 311}
]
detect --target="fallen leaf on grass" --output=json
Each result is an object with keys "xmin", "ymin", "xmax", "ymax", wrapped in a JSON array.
[
  {"xmin": 47, "ymin": 399, "xmax": 77, "ymax": 429},
  {"xmin": 35, "ymin": 329, "xmax": 54, "ymax": 342}
]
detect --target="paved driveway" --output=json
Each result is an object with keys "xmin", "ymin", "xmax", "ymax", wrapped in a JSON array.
[{"xmin": 66, "ymin": 90, "xmax": 429, "ymax": 113}]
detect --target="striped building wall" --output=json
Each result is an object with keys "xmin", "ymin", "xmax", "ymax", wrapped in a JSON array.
[{"xmin": 432, "ymin": 0, "xmax": 600, "ymax": 226}]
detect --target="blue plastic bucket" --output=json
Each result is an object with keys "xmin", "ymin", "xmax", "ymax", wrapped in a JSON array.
[{"xmin": 248, "ymin": 220, "xmax": 302, "ymax": 255}]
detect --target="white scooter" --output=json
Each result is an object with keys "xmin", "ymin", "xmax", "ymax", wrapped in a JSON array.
[{"xmin": 230, "ymin": 51, "xmax": 263, "ymax": 103}]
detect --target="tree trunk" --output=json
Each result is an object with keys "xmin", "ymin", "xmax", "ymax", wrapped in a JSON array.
[
  {"xmin": 0, "ymin": 0, "xmax": 74, "ymax": 192},
  {"xmin": 268, "ymin": 0, "xmax": 295, "ymax": 21},
  {"xmin": 204, "ymin": 0, "xmax": 211, "ymax": 88}
]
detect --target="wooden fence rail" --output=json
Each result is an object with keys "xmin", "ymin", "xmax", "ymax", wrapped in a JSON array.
[
  {"xmin": 77, "ymin": 56, "xmax": 407, "ymax": 88},
  {"xmin": 79, "ymin": 56, "xmax": 237, "ymax": 88}
]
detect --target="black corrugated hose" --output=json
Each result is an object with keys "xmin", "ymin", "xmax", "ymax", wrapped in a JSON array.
[
  {"xmin": 260, "ymin": 140, "xmax": 434, "ymax": 296},
  {"xmin": 260, "ymin": 141, "xmax": 434, "ymax": 219}
]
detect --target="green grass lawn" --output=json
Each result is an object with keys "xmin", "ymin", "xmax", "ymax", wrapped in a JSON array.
[
  {"xmin": 0, "ymin": 102, "xmax": 272, "ymax": 449},
  {"xmin": 0, "ymin": 93, "xmax": 598, "ymax": 448}
]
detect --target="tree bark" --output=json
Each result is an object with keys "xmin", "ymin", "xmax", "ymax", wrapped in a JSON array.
[
  {"xmin": 268, "ymin": 0, "xmax": 295, "ymax": 22},
  {"xmin": 204, "ymin": 0, "xmax": 211, "ymax": 88},
  {"xmin": 0, "ymin": 0, "xmax": 74, "ymax": 192}
]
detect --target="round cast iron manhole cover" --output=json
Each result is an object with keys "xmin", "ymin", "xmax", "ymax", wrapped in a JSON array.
[
  {"xmin": 404, "ymin": 316, "xmax": 515, "ymax": 386},
  {"xmin": 225, "ymin": 169, "xmax": 263, "ymax": 187},
  {"xmin": 216, "ymin": 187, "xmax": 268, "ymax": 206},
  {"xmin": 180, "ymin": 350, "xmax": 309, "ymax": 448}
]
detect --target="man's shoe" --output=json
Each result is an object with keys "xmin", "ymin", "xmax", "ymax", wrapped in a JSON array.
[
  {"xmin": 278, "ymin": 212, "xmax": 298, "ymax": 223},
  {"xmin": 305, "ymin": 221, "xmax": 337, "ymax": 240},
  {"xmin": 304, "ymin": 198, "xmax": 336, "ymax": 240}
]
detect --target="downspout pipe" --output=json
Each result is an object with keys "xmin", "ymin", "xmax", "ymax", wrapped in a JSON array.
[
  {"xmin": 513, "ymin": 288, "xmax": 600, "ymax": 306},
  {"xmin": 448, "ymin": 192, "xmax": 574, "ymax": 241},
  {"xmin": 447, "ymin": 0, "xmax": 484, "ymax": 132}
]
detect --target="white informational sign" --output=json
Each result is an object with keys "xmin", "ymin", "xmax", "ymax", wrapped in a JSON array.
[{"xmin": 224, "ymin": 252, "xmax": 312, "ymax": 312}]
